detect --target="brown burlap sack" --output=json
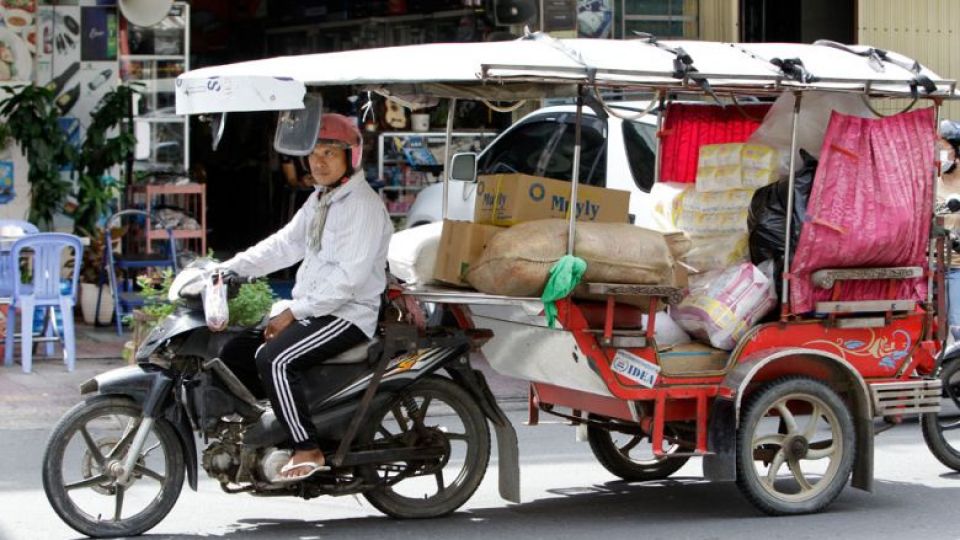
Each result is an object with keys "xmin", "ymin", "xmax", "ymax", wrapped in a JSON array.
[{"xmin": 467, "ymin": 219, "xmax": 678, "ymax": 296}]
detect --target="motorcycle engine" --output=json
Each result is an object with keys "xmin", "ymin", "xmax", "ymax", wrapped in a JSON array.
[
  {"xmin": 201, "ymin": 442, "xmax": 241, "ymax": 484},
  {"xmin": 258, "ymin": 447, "xmax": 293, "ymax": 484}
]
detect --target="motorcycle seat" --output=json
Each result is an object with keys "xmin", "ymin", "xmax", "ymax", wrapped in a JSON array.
[{"xmin": 325, "ymin": 338, "xmax": 379, "ymax": 365}]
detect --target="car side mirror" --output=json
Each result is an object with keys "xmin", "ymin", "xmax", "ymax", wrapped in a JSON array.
[{"xmin": 449, "ymin": 152, "xmax": 478, "ymax": 183}]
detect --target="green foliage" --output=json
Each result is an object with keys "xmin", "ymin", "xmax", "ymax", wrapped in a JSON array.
[
  {"xmin": 228, "ymin": 280, "xmax": 277, "ymax": 327},
  {"xmin": 135, "ymin": 270, "xmax": 277, "ymax": 328},
  {"xmin": 135, "ymin": 269, "xmax": 176, "ymax": 321},
  {"xmin": 0, "ymin": 122, "xmax": 12, "ymax": 151},
  {"xmin": 0, "ymin": 85, "xmax": 73, "ymax": 229}
]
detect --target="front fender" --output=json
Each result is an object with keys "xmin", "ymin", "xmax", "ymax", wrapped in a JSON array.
[{"xmin": 82, "ymin": 364, "xmax": 199, "ymax": 491}]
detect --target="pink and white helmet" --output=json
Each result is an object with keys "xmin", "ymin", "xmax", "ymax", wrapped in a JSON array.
[{"xmin": 317, "ymin": 113, "xmax": 363, "ymax": 170}]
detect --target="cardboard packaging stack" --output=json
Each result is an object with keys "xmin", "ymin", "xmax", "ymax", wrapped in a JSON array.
[
  {"xmin": 433, "ymin": 173, "xmax": 631, "ymax": 287},
  {"xmin": 676, "ymin": 143, "xmax": 779, "ymax": 273}
]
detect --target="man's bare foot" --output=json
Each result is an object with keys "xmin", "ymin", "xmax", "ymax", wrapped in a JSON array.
[{"xmin": 279, "ymin": 448, "xmax": 326, "ymax": 480}]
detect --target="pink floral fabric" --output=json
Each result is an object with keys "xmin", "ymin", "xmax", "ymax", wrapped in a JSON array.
[{"xmin": 790, "ymin": 107, "xmax": 935, "ymax": 313}]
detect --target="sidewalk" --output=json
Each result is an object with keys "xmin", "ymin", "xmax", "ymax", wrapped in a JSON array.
[
  {"xmin": 0, "ymin": 324, "xmax": 128, "ymax": 429},
  {"xmin": 0, "ymin": 324, "xmax": 530, "ymax": 431}
]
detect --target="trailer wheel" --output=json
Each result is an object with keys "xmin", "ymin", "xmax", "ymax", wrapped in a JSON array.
[
  {"xmin": 736, "ymin": 377, "xmax": 855, "ymax": 515},
  {"xmin": 587, "ymin": 417, "xmax": 690, "ymax": 481}
]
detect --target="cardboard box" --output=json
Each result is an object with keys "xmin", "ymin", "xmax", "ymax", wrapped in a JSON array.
[
  {"xmin": 473, "ymin": 173, "xmax": 630, "ymax": 226},
  {"xmin": 433, "ymin": 220, "xmax": 505, "ymax": 287}
]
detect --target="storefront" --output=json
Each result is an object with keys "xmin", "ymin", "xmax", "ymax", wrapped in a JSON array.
[{"xmin": 1, "ymin": 0, "xmax": 955, "ymax": 260}]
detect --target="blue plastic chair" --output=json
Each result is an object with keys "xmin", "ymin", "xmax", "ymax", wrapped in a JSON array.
[
  {"xmin": 3, "ymin": 233, "xmax": 82, "ymax": 373},
  {"xmin": 0, "ymin": 219, "xmax": 38, "ymax": 300},
  {"xmin": 102, "ymin": 210, "xmax": 177, "ymax": 335}
]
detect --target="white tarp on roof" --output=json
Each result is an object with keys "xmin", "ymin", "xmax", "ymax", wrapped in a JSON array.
[{"xmin": 176, "ymin": 35, "xmax": 955, "ymax": 115}]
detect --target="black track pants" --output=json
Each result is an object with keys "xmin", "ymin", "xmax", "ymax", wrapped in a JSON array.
[{"xmin": 255, "ymin": 315, "xmax": 367, "ymax": 450}]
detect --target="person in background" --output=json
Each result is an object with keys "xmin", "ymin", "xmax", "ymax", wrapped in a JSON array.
[
  {"xmin": 938, "ymin": 120, "xmax": 960, "ymax": 341},
  {"xmin": 223, "ymin": 113, "xmax": 393, "ymax": 482}
]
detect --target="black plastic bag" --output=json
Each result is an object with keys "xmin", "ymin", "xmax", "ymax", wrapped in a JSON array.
[{"xmin": 747, "ymin": 149, "xmax": 818, "ymax": 299}]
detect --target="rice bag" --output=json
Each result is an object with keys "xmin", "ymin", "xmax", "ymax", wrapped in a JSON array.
[
  {"xmin": 467, "ymin": 219, "xmax": 677, "ymax": 297},
  {"xmin": 387, "ymin": 221, "xmax": 443, "ymax": 284}
]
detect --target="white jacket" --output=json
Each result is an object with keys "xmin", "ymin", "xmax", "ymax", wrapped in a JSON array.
[{"xmin": 224, "ymin": 171, "xmax": 393, "ymax": 337}]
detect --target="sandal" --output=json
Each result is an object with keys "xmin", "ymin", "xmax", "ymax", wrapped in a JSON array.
[{"xmin": 274, "ymin": 459, "xmax": 330, "ymax": 483}]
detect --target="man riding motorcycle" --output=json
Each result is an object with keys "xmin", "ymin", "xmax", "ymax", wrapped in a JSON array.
[{"xmin": 222, "ymin": 113, "xmax": 393, "ymax": 482}]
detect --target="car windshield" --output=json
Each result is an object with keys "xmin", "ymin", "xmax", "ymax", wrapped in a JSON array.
[
  {"xmin": 623, "ymin": 119, "xmax": 657, "ymax": 192},
  {"xmin": 544, "ymin": 116, "xmax": 607, "ymax": 186}
]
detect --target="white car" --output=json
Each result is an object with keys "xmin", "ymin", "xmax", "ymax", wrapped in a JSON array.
[{"xmin": 404, "ymin": 101, "xmax": 666, "ymax": 230}]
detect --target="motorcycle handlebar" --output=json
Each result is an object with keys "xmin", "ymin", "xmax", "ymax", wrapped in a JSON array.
[{"xmin": 222, "ymin": 274, "xmax": 257, "ymax": 286}]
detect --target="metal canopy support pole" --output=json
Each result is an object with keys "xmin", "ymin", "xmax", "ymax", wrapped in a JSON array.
[
  {"xmin": 653, "ymin": 91, "xmax": 666, "ymax": 185},
  {"xmin": 442, "ymin": 97, "xmax": 457, "ymax": 222},
  {"xmin": 568, "ymin": 87, "xmax": 584, "ymax": 256},
  {"xmin": 780, "ymin": 92, "xmax": 803, "ymax": 319},
  {"xmin": 929, "ymin": 99, "xmax": 943, "ymax": 341}
]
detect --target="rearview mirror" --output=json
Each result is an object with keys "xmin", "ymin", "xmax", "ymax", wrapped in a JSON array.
[
  {"xmin": 449, "ymin": 152, "xmax": 478, "ymax": 183},
  {"xmin": 211, "ymin": 112, "xmax": 227, "ymax": 151},
  {"xmin": 274, "ymin": 93, "xmax": 323, "ymax": 157}
]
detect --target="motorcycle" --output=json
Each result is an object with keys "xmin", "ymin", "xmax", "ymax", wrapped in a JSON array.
[
  {"xmin": 922, "ymin": 203, "xmax": 960, "ymax": 471},
  {"xmin": 40, "ymin": 260, "xmax": 518, "ymax": 538}
]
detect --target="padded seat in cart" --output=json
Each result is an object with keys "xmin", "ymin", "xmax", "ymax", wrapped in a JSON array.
[{"xmin": 658, "ymin": 342, "xmax": 730, "ymax": 375}]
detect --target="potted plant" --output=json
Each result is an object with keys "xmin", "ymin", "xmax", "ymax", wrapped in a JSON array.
[
  {"xmin": 0, "ymin": 85, "xmax": 73, "ymax": 229},
  {"xmin": 76, "ymin": 226, "xmax": 120, "ymax": 325},
  {"xmin": 72, "ymin": 84, "xmax": 138, "ymax": 325}
]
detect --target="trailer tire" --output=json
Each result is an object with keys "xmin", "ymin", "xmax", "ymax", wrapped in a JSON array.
[
  {"xmin": 587, "ymin": 418, "xmax": 690, "ymax": 481},
  {"xmin": 736, "ymin": 377, "xmax": 854, "ymax": 515}
]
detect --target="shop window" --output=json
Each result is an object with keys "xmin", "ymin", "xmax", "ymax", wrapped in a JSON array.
[{"xmin": 618, "ymin": 0, "xmax": 698, "ymax": 39}]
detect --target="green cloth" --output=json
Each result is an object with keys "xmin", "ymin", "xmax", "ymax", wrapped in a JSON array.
[{"xmin": 542, "ymin": 255, "xmax": 587, "ymax": 328}]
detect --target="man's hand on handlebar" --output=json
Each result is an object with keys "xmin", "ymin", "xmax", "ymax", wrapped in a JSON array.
[{"xmin": 215, "ymin": 268, "xmax": 257, "ymax": 298}]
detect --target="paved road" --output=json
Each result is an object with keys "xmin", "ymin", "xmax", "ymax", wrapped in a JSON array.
[{"xmin": 1, "ymin": 408, "xmax": 959, "ymax": 540}]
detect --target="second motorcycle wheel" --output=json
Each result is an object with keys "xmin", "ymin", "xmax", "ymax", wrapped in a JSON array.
[
  {"xmin": 587, "ymin": 416, "xmax": 690, "ymax": 481},
  {"xmin": 358, "ymin": 376, "xmax": 490, "ymax": 518},
  {"xmin": 922, "ymin": 359, "xmax": 960, "ymax": 471}
]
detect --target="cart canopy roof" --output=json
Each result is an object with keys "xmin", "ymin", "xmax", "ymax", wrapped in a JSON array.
[{"xmin": 175, "ymin": 35, "xmax": 957, "ymax": 115}]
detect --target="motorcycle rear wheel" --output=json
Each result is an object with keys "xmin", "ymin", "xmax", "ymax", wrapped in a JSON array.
[
  {"xmin": 358, "ymin": 376, "xmax": 490, "ymax": 518},
  {"xmin": 42, "ymin": 396, "xmax": 185, "ymax": 538}
]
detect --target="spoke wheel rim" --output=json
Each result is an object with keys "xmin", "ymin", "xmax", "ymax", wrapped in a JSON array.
[
  {"xmin": 612, "ymin": 428, "xmax": 681, "ymax": 466},
  {"xmin": 55, "ymin": 407, "xmax": 173, "ymax": 527},
  {"xmin": 749, "ymin": 393, "xmax": 843, "ymax": 503},
  {"xmin": 369, "ymin": 389, "xmax": 474, "ymax": 502}
]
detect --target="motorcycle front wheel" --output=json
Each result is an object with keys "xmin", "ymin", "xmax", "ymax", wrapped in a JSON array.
[
  {"xmin": 358, "ymin": 376, "xmax": 490, "ymax": 518},
  {"xmin": 922, "ymin": 360, "xmax": 960, "ymax": 471},
  {"xmin": 42, "ymin": 396, "xmax": 185, "ymax": 538}
]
